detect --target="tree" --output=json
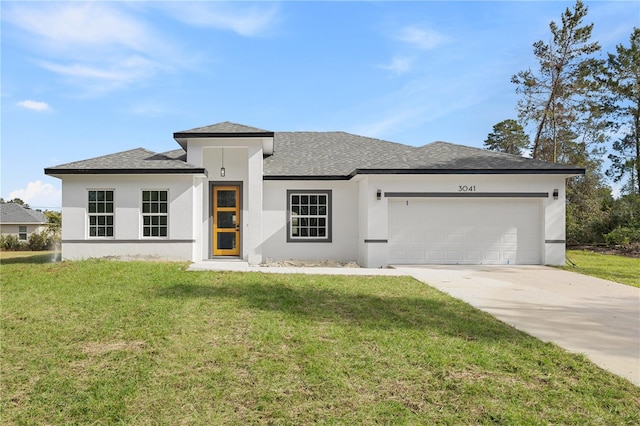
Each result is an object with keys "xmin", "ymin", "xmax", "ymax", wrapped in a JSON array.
[
  {"xmin": 484, "ymin": 119, "xmax": 530, "ymax": 155},
  {"xmin": 44, "ymin": 210, "xmax": 62, "ymax": 242},
  {"xmin": 511, "ymin": 0, "xmax": 604, "ymax": 163},
  {"xmin": 606, "ymin": 28, "xmax": 640, "ymax": 195},
  {"xmin": 3, "ymin": 198, "xmax": 30, "ymax": 209}
]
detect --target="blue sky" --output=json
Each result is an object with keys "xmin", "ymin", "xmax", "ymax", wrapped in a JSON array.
[{"xmin": 2, "ymin": 1, "xmax": 638, "ymax": 209}]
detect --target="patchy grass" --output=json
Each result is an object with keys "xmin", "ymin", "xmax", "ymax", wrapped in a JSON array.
[
  {"xmin": 2, "ymin": 260, "xmax": 639, "ymax": 424},
  {"xmin": 0, "ymin": 250, "xmax": 60, "ymax": 264},
  {"xmin": 563, "ymin": 249, "xmax": 640, "ymax": 287}
]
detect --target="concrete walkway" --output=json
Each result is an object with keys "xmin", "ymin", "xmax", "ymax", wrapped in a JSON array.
[
  {"xmin": 188, "ymin": 261, "xmax": 639, "ymax": 386},
  {"xmin": 397, "ymin": 265, "xmax": 640, "ymax": 386}
]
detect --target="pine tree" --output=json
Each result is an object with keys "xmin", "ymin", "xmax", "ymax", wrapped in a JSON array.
[
  {"xmin": 484, "ymin": 119, "xmax": 530, "ymax": 156},
  {"xmin": 512, "ymin": 0, "xmax": 603, "ymax": 163},
  {"xmin": 606, "ymin": 28, "xmax": 640, "ymax": 195}
]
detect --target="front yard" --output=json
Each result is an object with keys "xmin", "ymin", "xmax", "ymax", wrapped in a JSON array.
[
  {"xmin": 563, "ymin": 249, "xmax": 640, "ymax": 287},
  {"xmin": 2, "ymin": 259, "xmax": 639, "ymax": 424}
]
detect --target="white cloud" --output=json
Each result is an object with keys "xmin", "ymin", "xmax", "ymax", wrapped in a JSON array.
[
  {"xmin": 380, "ymin": 56, "xmax": 414, "ymax": 75},
  {"xmin": 8, "ymin": 181, "xmax": 62, "ymax": 209},
  {"xmin": 396, "ymin": 26, "xmax": 448, "ymax": 50},
  {"xmin": 4, "ymin": 3, "xmax": 182, "ymax": 94},
  {"xmin": 5, "ymin": 3, "xmax": 150, "ymax": 52},
  {"xmin": 17, "ymin": 100, "xmax": 50, "ymax": 111},
  {"xmin": 159, "ymin": 2, "xmax": 280, "ymax": 37}
]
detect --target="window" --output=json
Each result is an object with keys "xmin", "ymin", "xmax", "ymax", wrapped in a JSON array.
[
  {"xmin": 88, "ymin": 190, "xmax": 114, "ymax": 237},
  {"xmin": 142, "ymin": 190, "xmax": 168, "ymax": 237},
  {"xmin": 18, "ymin": 226, "xmax": 27, "ymax": 241},
  {"xmin": 287, "ymin": 190, "xmax": 331, "ymax": 242}
]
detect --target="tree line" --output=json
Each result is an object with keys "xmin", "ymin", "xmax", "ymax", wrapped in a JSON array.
[{"xmin": 484, "ymin": 0, "xmax": 639, "ymax": 246}]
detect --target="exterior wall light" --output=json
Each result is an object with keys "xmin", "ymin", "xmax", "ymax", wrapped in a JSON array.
[
  {"xmin": 553, "ymin": 189, "xmax": 558, "ymax": 200},
  {"xmin": 220, "ymin": 148, "xmax": 226, "ymax": 177},
  {"xmin": 376, "ymin": 189, "xmax": 381, "ymax": 200}
]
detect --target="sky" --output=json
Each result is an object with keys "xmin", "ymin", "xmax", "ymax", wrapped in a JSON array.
[{"xmin": 1, "ymin": 1, "xmax": 638, "ymax": 210}]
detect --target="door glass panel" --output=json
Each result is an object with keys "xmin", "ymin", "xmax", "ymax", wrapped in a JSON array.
[
  {"xmin": 217, "ymin": 190, "xmax": 236, "ymax": 208},
  {"xmin": 217, "ymin": 211, "xmax": 236, "ymax": 228},
  {"xmin": 217, "ymin": 232, "xmax": 236, "ymax": 250}
]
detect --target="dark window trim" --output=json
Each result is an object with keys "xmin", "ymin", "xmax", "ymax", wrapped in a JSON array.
[{"xmin": 286, "ymin": 190, "xmax": 332, "ymax": 243}]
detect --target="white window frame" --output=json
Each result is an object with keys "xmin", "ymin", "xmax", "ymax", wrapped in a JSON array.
[
  {"xmin": 141, "ymin": 189, "xmax": 169, "ymax": 238},
  {"xmin": 87, "ymin": 189, "xmax": 114, "ymax": 238},
  {"xmin": 287, "ymin": 190, "xmax": 332, "ymax": 242},
  {"xmin": 18, "ymin": 225, "xmax": 27, "ymax": 241}
]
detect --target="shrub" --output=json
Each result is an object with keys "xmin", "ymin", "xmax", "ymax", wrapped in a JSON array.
[
  {"xmin": 27, "ymin": 231, "xmax": 54, "ymax": 251},
  {"xmin": 0, "ymin": 234, "xmax": 26, "ymax": 251},
  {"xmin": 604, "ymin": 227, "xmax": 640, "ymax": 246}
]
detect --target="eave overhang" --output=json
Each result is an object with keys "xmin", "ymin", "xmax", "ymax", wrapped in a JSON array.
[
  {"xmin": 44, "ymin": 168, "xmax": 208, "ymax": 177},
  {"xmin": 352, "ymin": 168, "xmax": 586, "ymax": 177},
  {"xmin": 264, "ymin": 167, "xmax": 586, "ymax": 181},
  {"xmin": 173, "ymin": 131, "xmax": 275, "ymax": 154}
]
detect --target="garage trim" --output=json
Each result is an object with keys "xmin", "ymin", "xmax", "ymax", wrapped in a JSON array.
[{"xmin": 384, "ymin": 192, "xmax": 549, "ymax": 198}]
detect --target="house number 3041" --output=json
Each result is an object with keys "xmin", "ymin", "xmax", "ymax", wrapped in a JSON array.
[{"xmin": 458, "ymin": 185, "xmax": 476, "ymax": 192}]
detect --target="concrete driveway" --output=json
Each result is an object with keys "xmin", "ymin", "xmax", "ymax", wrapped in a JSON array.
[{"xmin": 396, "ymin": 265, "xmax": 640, "ymax": 386}]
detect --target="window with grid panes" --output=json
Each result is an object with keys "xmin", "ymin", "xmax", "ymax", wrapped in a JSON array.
[
  {"xmin": 142, "ymin": 190, "xmax": 168, "ymax": 237},
  {"xmin": 88, "ymin": 190, "xmax": 114, "ymax": 237},
  {"xmin": 18, "ymin": 226, "xmax": 27, "ymax": 241},
  {"xmin": 287, "ymin": 190, "xmax": 331, "ymax": 242}
]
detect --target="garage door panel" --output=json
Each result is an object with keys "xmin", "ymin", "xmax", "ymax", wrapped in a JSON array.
[{"xmin": 389, "ymin": 199, "xmax": 542, "ymax": 265}]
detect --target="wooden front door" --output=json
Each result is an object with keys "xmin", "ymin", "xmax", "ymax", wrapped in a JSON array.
[{"xmin": 213, "ymin": 185, "xmax": 240, "ymax": 256}]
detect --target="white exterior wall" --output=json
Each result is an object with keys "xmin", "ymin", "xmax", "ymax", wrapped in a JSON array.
[
  {"xmin": 358, "ymin": 174, "xmax": 568, "ymax": 267},
  {"xmin": 262, "ymin": 180, "xmax": 359, "ymax": 263},
  {"xmin": 186, "ymin": 137, "xmax": 265, "ymax": 264},
  {"xmin": 60, "ymin": 175, "xmax": 196, "ymax": 261},
  {"xmin": 0, "ymin": 224, "xmax": 47, "ymax": 239}
]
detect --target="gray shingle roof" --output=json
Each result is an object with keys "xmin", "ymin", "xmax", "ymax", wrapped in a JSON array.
[
  {"xmin": 173, "ymin": 121, "xmax": 275, "ymax": 150},
  {"xmin": 263, "ymin": 134, "xmax": 584, "ymax": 177},
  {"xmin": 1, "ymin": 203, "xmax": 47, "ymax": 224},
  {"xmin": 44, "ymin": 123, "xmax": 585, "ymax": 178},
  {"xmin": 358, "ymin": 142, "xmax": 582, "ymax": 173},
  {"xmin": 263, "ymin": 132, "xmax": 413, "ymax": 177},
  {"xmin": 175, "ymin": 121, "xmax": 272, "ymax": 135},
  {"xmin": 45, "ymin": 148, "xmax": 206, "ymax": 175}
]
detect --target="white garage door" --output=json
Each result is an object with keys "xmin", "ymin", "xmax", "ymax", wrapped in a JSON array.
[{"xmin": 389, "ymin": 199, "xmax": 542, "ymax": 265}]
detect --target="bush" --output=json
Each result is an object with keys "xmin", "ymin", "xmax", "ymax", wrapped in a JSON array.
[
  {"xmin": 604, "ymin": 227, "xmax": 640, "ymax": 246},
  {"xmin": 0, "ymin": 234, "xmax": 26, "ymax": 251},
  {"xmin": 27, "ymin": 231, "xmax": 54, "ymax": 251}
]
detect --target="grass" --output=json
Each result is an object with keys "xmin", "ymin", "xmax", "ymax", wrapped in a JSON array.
[
  {"xmin": 0, "ymin": 250, "xmax": 61, "ymax": 264},
  {"xmin": 2, "ymin": 260, "xmax": 639, "ymax": 424},
  {"xmin": 563, "ymin": 249, "xmax": 640, "ymax": 287}
]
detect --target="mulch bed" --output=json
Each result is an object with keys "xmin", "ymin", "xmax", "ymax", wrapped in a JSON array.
[{"xmin": 568, "ymin": 244, "xmax": 640, "ymax": 259}]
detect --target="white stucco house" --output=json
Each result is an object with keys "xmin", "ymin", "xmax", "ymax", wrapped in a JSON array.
[
  {"xmin": 0, "ymin": 202, "xmax": 48, "ymax": 242},
  {"xmin": 45, "ymin": 121, "xmax": 584, "ymax": 267}
]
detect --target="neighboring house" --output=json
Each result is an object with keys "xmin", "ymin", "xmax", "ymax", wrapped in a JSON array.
[
  {"xmin": 0, "ymin": 202, "xmax": 48, "ymax": 242},
  {"xmin": 45, "ymin": 121, "xmax": 584, "ymax": 267}
]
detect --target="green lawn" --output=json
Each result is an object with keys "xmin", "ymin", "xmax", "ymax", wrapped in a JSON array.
[
  {"xmin": 2, "ymin": 260, "xmax": 639, "ymax": 424},
  {"xmin": 0, "ymin": 250, "xmax": 60, "ymax": 264},
  {"xmin": 563, "ymin": 249, "xmax": 640, "ymax": 287}
]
